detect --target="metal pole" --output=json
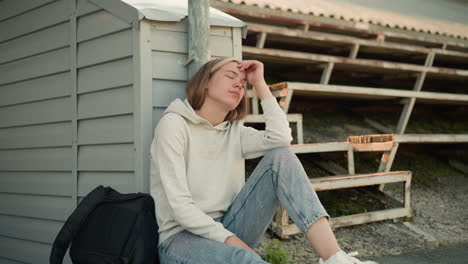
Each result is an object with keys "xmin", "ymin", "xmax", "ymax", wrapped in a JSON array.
[{"xmin": 187, "ymin": 0, "xmax": 211, "ymax": 79}]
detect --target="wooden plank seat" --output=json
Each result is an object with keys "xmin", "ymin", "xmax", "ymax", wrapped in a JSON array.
[
  {"xmin": 271, "ymin": 171, "xmax": 412, "ymax": 239},
  {"xmin": 268, "ymin": 82, "xmax": 468, "ymax": 105},
  {"xmin": 243, "ymin": 46, "xmax": 468, "ymax": 80}
]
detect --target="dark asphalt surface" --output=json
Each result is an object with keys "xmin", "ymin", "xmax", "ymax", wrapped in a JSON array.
[{"xmin": 367, "ymin": 243, "xmax": 468, "ymax": 264}]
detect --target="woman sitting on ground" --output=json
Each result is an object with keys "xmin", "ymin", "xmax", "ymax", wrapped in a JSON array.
[{"xmin": 150, "ymin": 57, "xmax": 376, "ymax": 264}]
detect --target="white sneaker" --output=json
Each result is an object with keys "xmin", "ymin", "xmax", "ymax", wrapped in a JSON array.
[{"xmin": 318, "ymin": 250, "xmax": 378, "ymax": 264}]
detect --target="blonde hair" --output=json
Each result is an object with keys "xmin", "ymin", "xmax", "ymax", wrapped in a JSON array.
[{"xmin": 186, "ymin": 57, "xmax": 249, "ymax": 122}]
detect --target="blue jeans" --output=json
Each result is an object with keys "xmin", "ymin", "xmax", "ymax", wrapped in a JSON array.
[{"xmin": 158, "ymin": 147, "xmax": 330, "ymax": 263}]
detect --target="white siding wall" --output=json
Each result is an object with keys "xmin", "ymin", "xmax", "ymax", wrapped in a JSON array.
[
  {"xmin": 0, "ymin": 0, "xmax": 135, "ymax": 262},
  {"xmin": 0, "ymin": 0, "xmax": 243, "ymax": 262},
  {"xmin": 150, "ymin": 20, "xmax": 242, "ymax": 128}
]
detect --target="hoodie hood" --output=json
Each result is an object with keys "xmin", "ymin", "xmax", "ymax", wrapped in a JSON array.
[{"xmin": 163, "ymin": 98, "xmax": 230, "ymax": 131}]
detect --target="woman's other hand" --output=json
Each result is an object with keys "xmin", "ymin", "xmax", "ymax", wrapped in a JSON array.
[
  {"xmin": 224, "ymin": 235, "xmax": 261, "ymax": 256},
  {"xmin": 237, "ymin": 60, "xmax": 273, "ymax": 100}
]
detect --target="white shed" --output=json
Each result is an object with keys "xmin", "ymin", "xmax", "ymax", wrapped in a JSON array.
[{"xmin": 0, "ymin": 0, "xmax": 245, "ymax": 262}]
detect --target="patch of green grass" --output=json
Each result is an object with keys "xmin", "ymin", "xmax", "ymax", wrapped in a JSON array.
[
  {"xmin": 396, "ymin": 216, "xmax": 413, "ymax": 223},
  {"xmin": 264, "ymin": 239, "xmax": 298, "ymax": 264}
]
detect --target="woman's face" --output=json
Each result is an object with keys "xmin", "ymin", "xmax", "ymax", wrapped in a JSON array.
[{"xmin": 205, "ymin": 61, "xmax": 247, "ymax": 111}]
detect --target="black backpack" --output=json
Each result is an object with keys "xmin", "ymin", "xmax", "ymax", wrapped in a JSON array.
[{"xmin": 50, "ymin": 185, "xmax": 159, "ymax": 264}]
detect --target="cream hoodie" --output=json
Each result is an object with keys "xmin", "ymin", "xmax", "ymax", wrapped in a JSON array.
[{"xmin": 150, "ymin": 96, "xmax": 292, "ymax": 247}]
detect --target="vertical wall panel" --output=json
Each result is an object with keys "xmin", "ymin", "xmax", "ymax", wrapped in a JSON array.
[
  {"xmin": 0, "ymin": 1, "xmax": 75, "ymax": 262},
  {"xmin": 75, "ymin": 0, "xmax": 136, "ymax": 205}
]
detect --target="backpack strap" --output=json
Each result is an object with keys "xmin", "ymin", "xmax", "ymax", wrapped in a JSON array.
[{"xmin": 49, "ymin": 185, "xmax": 110, "ymax": 264}]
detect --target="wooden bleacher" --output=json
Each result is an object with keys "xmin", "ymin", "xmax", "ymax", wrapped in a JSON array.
[
  {"xmin": 244, "ymin": 86, "xmax": 467, "ymax": 238},
  {"xmin": 271, "ymin": 135, "xmax": 412, "ymax": 239},
  {"xmin": 240, "ymin": 19, "xmax": 468, "ymax": 238},
  {"xmin": 243, "ymin": 90, "xmax": 414, "ymax": 238}
]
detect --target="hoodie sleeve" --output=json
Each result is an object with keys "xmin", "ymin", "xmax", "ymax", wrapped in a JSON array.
[
  {"xmin": 150, "ymin": 114, "xmax": 234, "ymax": 243},
  {"xmin": 240, "ymin": 95, "xmax": 293, "ymax": 159}
]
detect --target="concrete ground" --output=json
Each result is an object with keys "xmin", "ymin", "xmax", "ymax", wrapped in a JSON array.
[{"xmin": 368, "ymin": 243, "xmax": 468, "ymax": 264}]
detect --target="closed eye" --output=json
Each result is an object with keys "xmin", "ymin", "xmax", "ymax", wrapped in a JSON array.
[{"xmin": 224, "ymin": 71, "xmax": 246, "ymax": 88}]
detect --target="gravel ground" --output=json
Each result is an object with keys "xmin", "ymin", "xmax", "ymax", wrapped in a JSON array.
[{"xmin": 249, "ymin": 104, "xmax": 468, "ymax": 263}]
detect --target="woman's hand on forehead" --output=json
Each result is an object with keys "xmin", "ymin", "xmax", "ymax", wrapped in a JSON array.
[{"xmin": 237, "ymin": 60, "xmax": 266, "ymax": 88}]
